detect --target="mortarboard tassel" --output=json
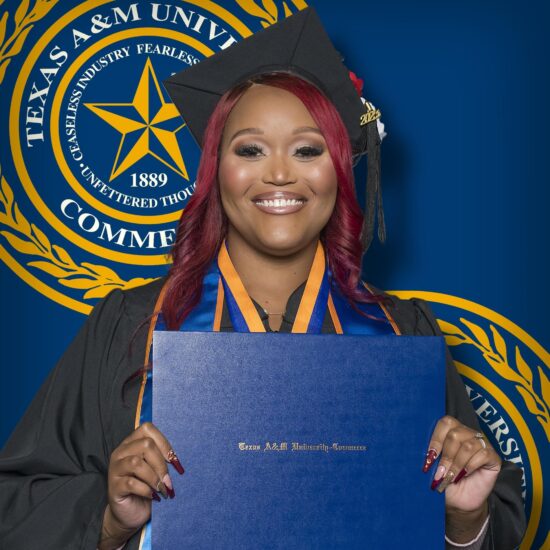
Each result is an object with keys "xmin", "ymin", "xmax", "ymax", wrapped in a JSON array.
[{"xmin": 361, "ymin": 120, "xmax": 385, "ymax": 251}]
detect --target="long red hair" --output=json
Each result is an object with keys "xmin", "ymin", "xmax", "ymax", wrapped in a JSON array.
[{"xmin": 162, "ymin": 73, "xmax": 380, "ymax": 329}]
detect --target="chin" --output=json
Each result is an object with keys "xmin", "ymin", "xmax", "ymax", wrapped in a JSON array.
[{"xmin": 255, "ymin": 233, "xmax": 316, "ymax": 257}]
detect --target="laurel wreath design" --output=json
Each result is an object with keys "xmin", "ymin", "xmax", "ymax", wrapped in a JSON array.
[
  {"xmin": 236, "ymin": 0, "xmax": 307, "ymax": 27},
  {"xmin": 0, "ymin": 0, "xmax": 59, "ymax": 85},
  {"xmin": 439, "ymin": 318, "xmax": 550, "ymax": 442},
  {"xmin": 0, "ymin": 166, "xmax": 155, "ymax": 300}
]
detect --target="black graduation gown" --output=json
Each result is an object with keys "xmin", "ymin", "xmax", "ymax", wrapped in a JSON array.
[{"xmin": 0, "ymin": 278, "xmax": 526, "ymax": 550}]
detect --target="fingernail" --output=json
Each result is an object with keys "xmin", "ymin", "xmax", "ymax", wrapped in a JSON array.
[
  {"xmin": 168, "ymin": 449, "xmax": 185, "ymax": 475},
  {"xmin": 431, "ymin": 477, "xmax": 443, "ymax": 490},
  {"xmin": 454, "ymin": 468, "xmax": 467, "ymax": 484},
  {"xmin": 156, "ymin": 481, "xmax": 169, "ymax": 499},
  {"xmin": 430, "ymin": 465, "xmax": 446, "ymax": 490},
  {"xmin": 422, "ymin": 449, "xmax": 438, "ymax": 473},
  {"xmin": 151, "ymin": 491, "xmax": 161, "ymax": 502},
  {"xmin": 437, "ymin": 470, "xmax": 456, "ymax": 493},
  {"xmin": 163, "ymin": 474, "xmax": 175, "ymax": 499}
]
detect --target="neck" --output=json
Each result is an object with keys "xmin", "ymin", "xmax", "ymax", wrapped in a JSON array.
[{"xmin": 225, "ymin": 229, "xmax": 319, "ymax": 314}]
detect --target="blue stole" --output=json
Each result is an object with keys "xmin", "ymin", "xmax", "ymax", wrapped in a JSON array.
[{"xmin": 136, "ymin": 241, "xmax": 398, "ymax": 549}]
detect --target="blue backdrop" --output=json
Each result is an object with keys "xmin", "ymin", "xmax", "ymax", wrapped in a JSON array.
[{"xmin": 0, "ymin": 1, "xmax": 548, "ymax": 547}]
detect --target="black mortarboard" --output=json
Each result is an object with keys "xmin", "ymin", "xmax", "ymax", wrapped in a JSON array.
[{"xmin": 163, "ymin": 7, "xmax": 385, "ymax": 251}]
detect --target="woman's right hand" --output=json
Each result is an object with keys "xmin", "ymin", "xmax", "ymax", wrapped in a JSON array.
[{"xmin": 99, "ymin": 422, "xmax": 184, "ymax": 548}]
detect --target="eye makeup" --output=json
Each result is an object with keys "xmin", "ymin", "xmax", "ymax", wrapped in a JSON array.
[
  {"xmin": 234, "ymin": 143, "xmax": 325, "ymax": 159},
  {"xmin": 235, "ymin": 144, "xmax": 264, "ymax": 157},
  {"xmin": 294, "ymin": 145, "xmax": 323, "ymax": 158}
]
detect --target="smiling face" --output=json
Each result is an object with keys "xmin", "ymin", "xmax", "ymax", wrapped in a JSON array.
[{"xmin": 218, "ymin": 84, "xmax": 338, "ymax": 257}]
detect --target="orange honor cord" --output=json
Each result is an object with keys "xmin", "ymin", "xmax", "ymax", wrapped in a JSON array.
[
  {"xmin": 134, "ymin": 284, "xmax": 168, "ymax": 430},
  {"xmin": 217, "ymin": 242, "xmax": 266, "ymax": 332},
  {"xmin": 327, "ymin": 292, "xmax": 344, "ymax": 334},
  {"xmin": 213, "ymin": 277, "xmax": 224, "ymax": 332},
  {"xmin": 292, "ymin": 241, "xmax": 326, "ymax": 333},
  {"xmin": 135, "ymin": 283, "xmax": 168, "ymax": 549},
  {"xmin": 363, "ymin": 282, "xmax": 401, "ymax": 335}
]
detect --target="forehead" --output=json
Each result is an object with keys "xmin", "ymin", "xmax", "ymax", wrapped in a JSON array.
[{"xmin": 224, "ymin": 84, "xmax": 318, "ymax": 130}]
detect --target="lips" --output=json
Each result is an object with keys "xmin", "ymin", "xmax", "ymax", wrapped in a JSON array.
[{"xmin": 251, "ymin": 191, "xmax": 307, "ymax": 215}]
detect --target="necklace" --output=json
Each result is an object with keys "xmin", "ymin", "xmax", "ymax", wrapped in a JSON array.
[{"xmin": 261, "ymin": 307, "xmax": 286, "ymax": 317}]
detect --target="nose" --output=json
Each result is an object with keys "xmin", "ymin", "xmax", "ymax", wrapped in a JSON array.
[{"xmin": 261, "ymin": 152, "xmax": 297, "ymax": 185}]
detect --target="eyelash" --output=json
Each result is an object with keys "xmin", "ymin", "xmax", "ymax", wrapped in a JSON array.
[
  {"xmin": 235, "ymin": 144, "xmax": 264, "ymax": 157},
  {"xmin": 234, "ymin": 144, "xmax": 324, "ymax": 158},
  {"xmin": 296, "ymin": 146, "xmax": 323, "ymax": 158}
]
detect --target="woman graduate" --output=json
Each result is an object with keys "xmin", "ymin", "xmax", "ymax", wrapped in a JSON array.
[{"xmin": 0, "ymin": 7, "xmax": 525, "ymax": 550}]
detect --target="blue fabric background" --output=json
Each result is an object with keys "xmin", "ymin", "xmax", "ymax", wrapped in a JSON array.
[{"xmin": 0, "ymin": 4, "xmax": 547, "ymax": 546}]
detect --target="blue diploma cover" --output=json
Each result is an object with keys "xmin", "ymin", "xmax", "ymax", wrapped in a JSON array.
[{"xmin": 152, "ymin": 332, "xmax": 446, "ymax": 549}]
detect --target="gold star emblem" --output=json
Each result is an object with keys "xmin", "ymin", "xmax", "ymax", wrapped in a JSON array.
[{"xmin": 84, "ymin": 58, "xmax": 188, "ymax": 182}]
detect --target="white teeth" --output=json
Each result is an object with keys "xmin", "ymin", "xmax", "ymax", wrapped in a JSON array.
[{"xmin": 255, "ymin": 199, "xmax": 304, "ymax": 207}]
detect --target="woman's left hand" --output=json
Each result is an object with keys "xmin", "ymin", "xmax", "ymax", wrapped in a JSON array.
[{"xmin": 423, "ymin": 415, "xmax": 502, "ymax": 513}]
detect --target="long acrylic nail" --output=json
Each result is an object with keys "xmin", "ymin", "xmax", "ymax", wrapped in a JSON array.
[
  {"xmin": 454, "ymin": 468, "xmax": 467, "ymax": 484},
  {"xmin": 163, "ymin": 473, "xmax": 175, "ymax": 499},
  {"xmin": 151, "ymin": 491, "xmax": 161, "ymax": 502},
  {"xmin": 437, "ymin": 470, "xmax": 456, "ymax": 493},
  {"xmin": 431, "ymin": 477, "xmax": 443, "ymax": 490},
  {"xmin": 156, "ymin": 480, "xmax": 169, "ymax": 499},
  {"xmin": 431, "ymin": 465, "xmax": 446, "ymax": 490},
  {"xmin": 168, "ymin": 449, "xmax": 185, "ymax": 475},
  {"xmin": 422, "ymin": 449, "xmax": 438, "ymax": 473}
]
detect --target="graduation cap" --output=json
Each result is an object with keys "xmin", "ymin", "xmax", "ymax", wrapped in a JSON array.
[{"xmin": 163, "ymin": 7, "xmax": 385, "ymax": 251}]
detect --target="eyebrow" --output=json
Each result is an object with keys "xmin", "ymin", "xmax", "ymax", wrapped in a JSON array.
[
  {"xmin": 228, "ymin": 127, "xmax": 263, "ymax": 143},
  {"xmin": 292, "ymin": 126, "xmax": 323, "ymax": 135},
  {"xmin": 228, "ymin": 126, "xmax": 323, "ymax": 143}
]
